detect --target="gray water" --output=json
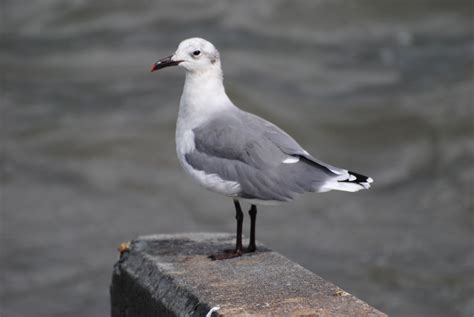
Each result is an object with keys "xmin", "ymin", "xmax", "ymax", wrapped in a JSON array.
[{"xmin": 1, "ymin": 1, "xmax": 473, "ymax": 316}]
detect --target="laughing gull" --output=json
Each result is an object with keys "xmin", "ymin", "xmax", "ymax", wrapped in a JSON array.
[{"xmin": 151, "ymin": 38, "xmax": 373, "ymax": 259}]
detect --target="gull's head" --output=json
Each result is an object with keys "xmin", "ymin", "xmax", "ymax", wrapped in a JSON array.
[{"xmin": 151, "ymin": 38, "xmax": 221, "ymax": 74}]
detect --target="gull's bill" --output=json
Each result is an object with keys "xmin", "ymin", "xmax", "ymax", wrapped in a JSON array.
[{"xmin": 151, "ymin": 55, "xmax": 181, "ymax": 72}]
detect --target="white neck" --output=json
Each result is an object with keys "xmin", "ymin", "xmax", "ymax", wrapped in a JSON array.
[{"xmin": 178, "ymin": 65, "xmax": 235, "ymax": 130}]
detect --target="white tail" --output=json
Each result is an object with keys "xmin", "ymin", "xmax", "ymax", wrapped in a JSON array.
[{"xmin": 319, "ymin": 170, "xmax": 373, "ymax": 193}]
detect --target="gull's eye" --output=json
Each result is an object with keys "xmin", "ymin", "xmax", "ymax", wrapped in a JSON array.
[{"xmin": 192, "ymin": 50, "xmax": 201, "ymax": 56}]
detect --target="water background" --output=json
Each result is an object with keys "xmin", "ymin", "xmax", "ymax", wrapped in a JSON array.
[{"xmin": 1, "ymin": 1, "xmax": 473, "ymax": 316}]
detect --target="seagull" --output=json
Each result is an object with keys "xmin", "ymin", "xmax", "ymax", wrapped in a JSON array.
[{"xmin": 151, "ymin": 38, "xmax": 373, "ymax": 260}]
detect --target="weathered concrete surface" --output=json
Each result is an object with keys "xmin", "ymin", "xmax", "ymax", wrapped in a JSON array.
[{"xmin": 110, "ymin": 233, "xmax": 386, "ymax": 317}]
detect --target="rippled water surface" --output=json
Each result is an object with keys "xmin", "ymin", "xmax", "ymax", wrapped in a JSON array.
[{"xmin": 2, "ymin": 1, "xmax": 473, "ymax": 316}]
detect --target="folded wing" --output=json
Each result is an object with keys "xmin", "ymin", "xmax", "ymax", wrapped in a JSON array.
[{"xmin": 185, "ymin": 109, "xmax": 371, "ymax": 202}]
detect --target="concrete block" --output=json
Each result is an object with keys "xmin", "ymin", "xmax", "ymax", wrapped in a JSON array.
[{"xmin": 110, "ymin": 233, "xmax": 386, "ymax": 316}]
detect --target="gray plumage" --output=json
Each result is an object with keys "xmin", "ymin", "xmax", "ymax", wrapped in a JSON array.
[{"xmin": 185, "ymin": 109, "xmax": 343, "ymax": 202}]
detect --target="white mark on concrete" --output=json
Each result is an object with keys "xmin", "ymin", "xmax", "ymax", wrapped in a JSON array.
[{"xmin": 206, "ymin": 306, "xmax": 221, "ymax": 317}]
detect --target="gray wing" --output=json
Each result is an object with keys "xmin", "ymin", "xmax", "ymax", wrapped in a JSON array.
[
  {"xmin": 248, "ymin": 112, "xmax": 346, "ymax": 175},
  {"xmin": 184, "ymin": 110, "xmax": 338, "ymax": 201}
]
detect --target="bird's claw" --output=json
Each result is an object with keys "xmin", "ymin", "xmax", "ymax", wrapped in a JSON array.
[{"xmin": 209, "ymin": 248, "xmax": 243, "ymax": 260}]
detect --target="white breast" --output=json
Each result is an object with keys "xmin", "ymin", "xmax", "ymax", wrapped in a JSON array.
[{"xmin": 175, "ymin": 69, "xmax": 242, "ymax": 197}]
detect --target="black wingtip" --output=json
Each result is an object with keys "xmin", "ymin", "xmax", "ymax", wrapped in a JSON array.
[
  {"xmin": 337, "ymin": 171, "xmax": 373, "ymax": 190},
  {"xmin": 348, "ymin": 171, "xmax": 372, "ymax": 183}
]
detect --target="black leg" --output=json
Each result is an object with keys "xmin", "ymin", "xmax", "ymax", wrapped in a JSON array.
[
  {"xmin": 247, "ymin": 204, "xmax": 257, "ymax": 252},
  {"xmin": 234, "ymin": 199, "xmax": 244, "ymax": 253},
  {"xmin": 209, "ymin": 199, "xmax": 244, "ymax": 260}
]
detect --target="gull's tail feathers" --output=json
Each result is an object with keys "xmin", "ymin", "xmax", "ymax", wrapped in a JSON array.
[{"xmin": 319, "ymin": 170, "xmax": 373, "ymax": 193}]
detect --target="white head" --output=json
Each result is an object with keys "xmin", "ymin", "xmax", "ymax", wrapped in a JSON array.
[{"xmin": 151, "ymin": 38, "xmax": 221, "ymax": 74}]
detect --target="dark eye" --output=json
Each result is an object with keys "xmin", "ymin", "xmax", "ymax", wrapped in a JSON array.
[{"xmin": 192, "ymin": 50, "xmax": 201, "ymax": 56}]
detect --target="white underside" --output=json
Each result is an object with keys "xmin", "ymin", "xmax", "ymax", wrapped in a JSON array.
[
  {"xmin": 239, "ymin": 197, "xmax": 292, "ymax": 206},
  {"xmin": 319, "ymin": 181, "xmax": 365, "ymax": 193}
]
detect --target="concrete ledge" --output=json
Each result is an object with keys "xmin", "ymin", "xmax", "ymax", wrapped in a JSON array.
[{"xmin": 110, "ymin": 233, "xmax": 386, "ymax": 316}]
